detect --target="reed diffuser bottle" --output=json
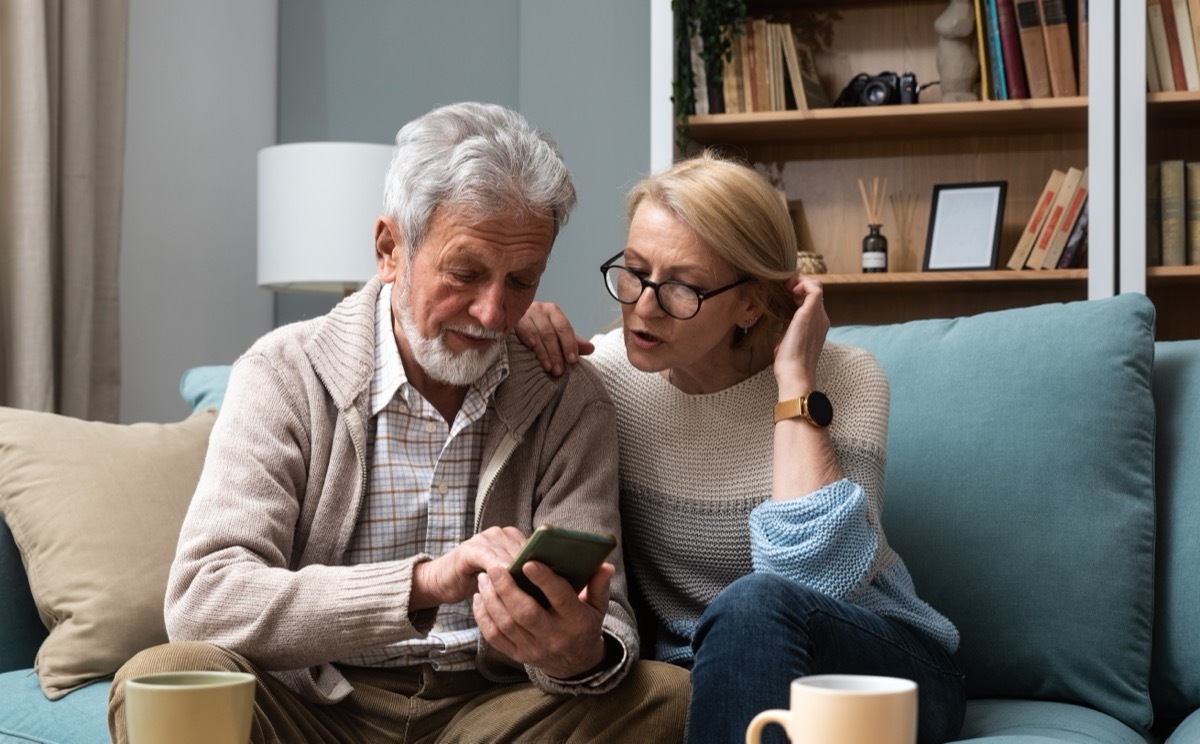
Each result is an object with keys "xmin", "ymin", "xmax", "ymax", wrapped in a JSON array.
[{"xmin": 857, "ymin": 177, "xmax": 889, "ymax": 273}]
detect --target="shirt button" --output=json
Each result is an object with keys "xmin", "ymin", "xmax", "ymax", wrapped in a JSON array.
[
  {"xmin": 437, "ymin": 483, "xmax": 448, "ymax": 494},
  {"xmin": 425, "ymin": 421, "xmax": 437, "ymax": 433}
]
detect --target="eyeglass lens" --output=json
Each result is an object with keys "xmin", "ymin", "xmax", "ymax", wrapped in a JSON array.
[{"xmin": 604, "ymin": 266, "xmax": 700, "ymax": 319}]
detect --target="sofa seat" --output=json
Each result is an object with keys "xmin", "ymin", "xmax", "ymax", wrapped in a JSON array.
[
  {"xmin": 0, "ymin": 671, "xmax": 109, "ymax": 743},
  {"xmin": 957, "ymin": 700, "xmax": 1147, "ymax": 743}
]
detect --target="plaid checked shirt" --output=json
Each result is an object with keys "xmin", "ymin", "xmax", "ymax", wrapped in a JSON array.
[{"xmin": 339, "ymin": 283, "xmax": 508, "ymax": 671}]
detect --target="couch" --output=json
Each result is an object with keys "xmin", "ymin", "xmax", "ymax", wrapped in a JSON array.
[{"xmin": 1, "ymin": 295, "xmax": 1197, "ymax": 743}]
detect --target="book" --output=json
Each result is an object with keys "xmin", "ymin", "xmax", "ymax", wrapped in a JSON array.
[
  {"xmin": 752, "ymin": 18, "xmax": 771, "ymax": 111},
  {"xmin": 1148, "ymin": 23, "xmax": 1165, "ymax": 92},
  {"xmin": 1078, "ymin": 0, "xmax": 1088, "ymax": 94},
  {"xmin": 1172, "ymin": 0, "xmax": 1200, "ymax": 90},
  {"xmin": 1148, "ymin": 1, "xmax": 1178, "ymax": 91},
  {"xmin": 1014, "ymin": 0, "xmax": 1053, "ymax": 97},
  {"xmin": 997, "ymin": 0, "xmax": 1031, "ymax": 97},
  {"xmin": 1189, "ymin": 0, "xmax": 1200, "ymax": 81},
  {"xmin": 689, "ymin": 33, "xmax": 710, "ymax": 116},
  {"xmin": 975, "ymin": 0, "xmax": 993, "ymax": 100},
  {"xmin": 1161, "ymin": 159, "xmax": 1186, "ymax": 266},
  {"xmin": 986, "ymin": 0, "xmax": 1010, "ymax": 98},
  {"xmin": 1008, "ymin": 168, "xmax": 1067, "ymax": 269},
  {"xmin": 1042, "ymin": 167, "xmax": 1089, "ymax": 268},
  {"xmin": 1188, "ymin": 162, "xmax": 1200, "ymax": 264},
  {"xmin": 1026, "ymin": 166, "xmax": 1084, "ymax": 268},
  {"xmin": 742, "ymin": 19, "xmax": 761, "ymax": 112},
  {"xmin": 1057, "ymin": 196, "xmax": 1089, "ymax": 268},
  {"xmin": 1153, "ymin": 0, "xmax": 1188, "ymax": 90},
  {"xmin": 1037, "ymin": 0, "xmax": 1079, "ymax": 96},
  {"xmin": 793, "ymin": 42, "xmax": 831, "ymax": 109},
  {"xmin": 722, "ymin": 34, "xmax": 743, "ymax": 114},
  {"xmin": 779, "ymin": 23, "xmax": 807, "ymax": 111},
  {"xmin": 1148, "ymin": 162, "xmax": 1163, "ymax": 266}
]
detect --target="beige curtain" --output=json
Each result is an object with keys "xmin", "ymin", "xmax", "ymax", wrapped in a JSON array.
[{"xmin": 0, "ymin": 0, "xmax": 127, "ymax": 419}]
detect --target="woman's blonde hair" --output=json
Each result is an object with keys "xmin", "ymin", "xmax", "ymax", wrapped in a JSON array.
[{"xmin": 625, "ymin": 151, "xmax": 797, "ymax": 358}]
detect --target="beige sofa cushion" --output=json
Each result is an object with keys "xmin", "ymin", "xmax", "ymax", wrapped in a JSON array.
[{"xmin": 0, "ymin": 406, "xmax": 215, "ymax": 699}]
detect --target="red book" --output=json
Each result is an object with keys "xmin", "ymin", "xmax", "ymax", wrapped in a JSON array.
[
  {"xmin": 1159, "ymin": 0, "xmax": 1190, "ymax": 90},
  {"xmin": 996, "ymin": 0, "xmax": 1031, "ymax": 98}
]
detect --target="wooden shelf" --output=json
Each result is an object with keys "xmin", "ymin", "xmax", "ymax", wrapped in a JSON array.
[
  {"xmin": 1147, "ymin": 91, "xmax": 1200, "ymax": 127},
  {"xmin": 1147, "ymin": 265, "xmax": 1200, "ymax": 284},
  {"xmin": 685, "ymin": 97, "xmax": 1089, "ymax": 146},
  {"xmin": 822, "ymin": 269, "xmax": 1087, "ymax": 290}
]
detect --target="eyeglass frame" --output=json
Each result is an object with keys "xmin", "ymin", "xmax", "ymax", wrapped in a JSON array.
[{"xmin": 599, "ymin": 251, "xmax": 751, "ymax": 320}]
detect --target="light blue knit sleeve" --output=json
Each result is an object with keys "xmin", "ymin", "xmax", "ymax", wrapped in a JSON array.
[{"xmin": 749, "ymin": 479, "xmax": 878, "ymax": 600}]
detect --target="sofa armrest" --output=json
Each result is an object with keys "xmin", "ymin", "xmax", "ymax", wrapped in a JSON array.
[{"xmin": 0, "ymin": 516, "xmax": 47, "ymax": 672}]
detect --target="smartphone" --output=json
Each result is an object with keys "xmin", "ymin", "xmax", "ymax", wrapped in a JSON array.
[{"xmin": 507, "ymin": 524, "xmax": 617, "ymax": 608}]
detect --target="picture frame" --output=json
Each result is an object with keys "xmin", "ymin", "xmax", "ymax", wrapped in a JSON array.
[{"xmin": 923, "ymin": 181, "xmax": 1008, "ymax": 271}]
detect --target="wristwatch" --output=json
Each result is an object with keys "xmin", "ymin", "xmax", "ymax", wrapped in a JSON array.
[{"xmin": 773, "ymin": 391, "xmax": 833, "ymax": 427}]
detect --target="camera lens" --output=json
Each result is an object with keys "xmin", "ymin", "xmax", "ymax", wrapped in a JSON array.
[{"xmin": 861, "ymin": 81, "xmax": 891, "ymax": 106}]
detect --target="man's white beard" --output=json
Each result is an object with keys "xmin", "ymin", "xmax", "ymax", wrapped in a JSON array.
[{"xmin": 396, "ymin": 279, "xmax": 505, "ymax": 386}]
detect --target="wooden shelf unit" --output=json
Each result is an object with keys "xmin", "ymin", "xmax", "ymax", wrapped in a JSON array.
[{"xmin": 673, "ymin": 3, "xmax": 1200, "ymax": 338}]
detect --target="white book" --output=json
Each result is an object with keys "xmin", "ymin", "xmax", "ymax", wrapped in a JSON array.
[{"xmin": 1172, "ymin": 0, "xmax": 1200, "ymax": 90}]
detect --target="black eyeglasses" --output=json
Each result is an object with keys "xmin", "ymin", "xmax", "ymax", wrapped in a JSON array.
[{"xmin": 599, "ymin": 251, "xmax": 749, "ymax": 320}]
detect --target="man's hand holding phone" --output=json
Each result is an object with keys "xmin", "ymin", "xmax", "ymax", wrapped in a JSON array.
[{"xmin": 473, "ymin": 525, "xmax": 618, "ymax": 679}]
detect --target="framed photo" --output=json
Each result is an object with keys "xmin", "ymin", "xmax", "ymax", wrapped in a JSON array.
[{"xmin": 923, "ymin": 181, "xmax": 1008, "ymax": 271}]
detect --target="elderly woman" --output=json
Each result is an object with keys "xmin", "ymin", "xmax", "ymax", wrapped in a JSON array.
[{"xmin": 518, "ymin": 152, "xmax": 965, "ymax": 744}]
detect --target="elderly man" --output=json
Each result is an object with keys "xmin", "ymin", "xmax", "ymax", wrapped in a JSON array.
[{"xmin": 107, "ymin": 102, "xmax": 688, "ymax": 743}]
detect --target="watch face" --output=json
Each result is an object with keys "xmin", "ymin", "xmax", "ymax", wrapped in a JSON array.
[{"xmin": 807, "ymin": 391, "xmax": 833, "ymax": 427}]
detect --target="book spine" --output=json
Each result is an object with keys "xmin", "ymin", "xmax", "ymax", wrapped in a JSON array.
[
  {"xmin": 1148, "ymin": 0, "xmax": 1179, "ymax": 91},
  {"xmin": 1172, "ymin": 0, "xmax": 1200, "ymax": 89},
  {"xmin": 1159, "ymin": 0, "xmax": 1190, "ymax": 90},
  {"xmin": 986, "ymin": 0, "xmax": 1010, "ymax": 98},
  {"xmin": 1057, "ymin": 197, "xmax": 1089, "ymax": 268},
  {"xmin": 1007, "ymin": 169, "xmax": 1066, "ymax": 269},
  {"xmin": 997, "ymin": 0, "xmax": 1031, "ymax": 97},
  {"xmin": 1038, "ymin": 0, "xmax": 1079, "ymax": 96},
  {"xmin": 1189, "ymin": 0, "xmax": 1200, "ymax": 82},
  {"xmin": 1015, "ymin": 0, "xmax": 1053, "ymax": 97},
  {"xmin": 1043, "ymin": 169, "xmax": 1088, "ymax": 268},
  {"xmin": 1162, "ymin": 159, "xmax": 1187, "ymax": 266},
  {"xmin": 975, "ymin": 0, "xmax": 993, "ymax": 100},
  {"xmin": 1148, "ymin": 162, "xmax": 1163, "ymax": 266},
  {"xmin": 1187, "ymin": 162, "xmax": 1200, "ymax": 264},
  {"xmin": 1148, "ymin": 22, "xmax": 1165, "ymax": 92},
  {"xmin": 1027, "ymin": 166, "xmax": 1083, "ymax": 269},
  {"xmin": 1077, "ymin": 0, "xmax": 1088, "ymax": 95}
]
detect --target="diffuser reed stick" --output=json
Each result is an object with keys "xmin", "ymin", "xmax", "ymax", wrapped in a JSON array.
[{"xmin": 857, "ymin": 176, "xmax": 887, "ymax": 225}]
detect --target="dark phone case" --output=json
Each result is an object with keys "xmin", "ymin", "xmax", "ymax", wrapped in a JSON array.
[{"xmin": 507, "ymin": 525, "xmax": 617, "ymax": 608}]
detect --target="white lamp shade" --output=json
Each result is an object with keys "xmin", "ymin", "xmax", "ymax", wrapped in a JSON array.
[{"xmin": 257, "ymin": 142, "xmax": 394, "ymax": 293}]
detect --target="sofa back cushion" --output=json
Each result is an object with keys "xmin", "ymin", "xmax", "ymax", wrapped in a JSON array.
[
  {"xmin": 828, "ymin": 294, "xmax": 1157, "ymax": 733},
  {"xmin": 1151, "ymin": 339, "xmax": 1200, "ymax": 729},
  {"xmin": 0, "ymin": 517, "xmax": 46, "ymax": 672}
]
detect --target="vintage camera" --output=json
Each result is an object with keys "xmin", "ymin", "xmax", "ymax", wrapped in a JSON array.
[{"xmin": 834, "ymin": 72, "xmax": 920, "ymax": 107}]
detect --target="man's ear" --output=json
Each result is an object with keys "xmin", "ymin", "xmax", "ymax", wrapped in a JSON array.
[{"xmin": 375, "ymin": 216, "xmax": 403, "ymax": 281}]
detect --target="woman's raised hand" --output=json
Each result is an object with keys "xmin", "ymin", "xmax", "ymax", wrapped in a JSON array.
[
  {"xmin": 773, "ymin": 275, "xmax": 830, "ymax": 400},
  {"xmin": 515, "ymin": 301, "xmax": 593, "ymax": 377}
]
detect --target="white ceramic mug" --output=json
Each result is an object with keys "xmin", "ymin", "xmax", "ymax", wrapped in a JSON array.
[
  {"xmin": 125, "ymin": 671, "xmax": 255, "ymax": 744},
  {"xmin": 745, "ymin": 674, "xmax": 918, "ymax": 744}
]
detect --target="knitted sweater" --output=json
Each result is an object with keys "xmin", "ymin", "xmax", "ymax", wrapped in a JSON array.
[
  {"xmin": 588, "ymin": 329, "xmax": 959, "ymax": 664},
  {"xmin": 165, "ymin": 277, "xmax": 638, "ymax": 704}
]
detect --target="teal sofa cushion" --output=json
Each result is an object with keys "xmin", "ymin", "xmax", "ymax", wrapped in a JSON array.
[
  {"xmin": 1150, "ymin": 339, "xmax": 1200, "ymax": 730},
  {"xmin": 828, "ymin": 294, "xmax": 1157, "ymax": 734},
  {"xmin": 0, "ymin": 518, "xmax": 45, "ymax": 673},
  {"xmin": 0, "ymin": 669, "xmax": 109, "ymax": 743},
  {"xmin": 179, "ymin": 364, "xmax": 231, "ymax": 412},
  {"xmin": 956, "ymin": 700, "xmax": 1145, "ymax": 743}
]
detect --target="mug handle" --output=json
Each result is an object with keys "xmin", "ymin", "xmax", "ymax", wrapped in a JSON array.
[{"xmin": 745, "ymin": 709, "xmax": 791, "ymax": 744}]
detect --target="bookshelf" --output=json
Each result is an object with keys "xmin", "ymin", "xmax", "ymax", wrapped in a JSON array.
[{"xmin": 664, "ymin": 0, "xmax": 1200, "ymax": 338}]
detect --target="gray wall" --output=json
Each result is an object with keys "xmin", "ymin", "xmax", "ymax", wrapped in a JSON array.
[
  {"xmin": 119, "ymin": 1, "xmax": 277, "ymax": 423},
  {"xmin": 275, "ymin": 0, "xmax": 651, "ymax": 334},
  {"xmin": 119, "ymin": 0, "xmax": 651, "ymax": 422}
]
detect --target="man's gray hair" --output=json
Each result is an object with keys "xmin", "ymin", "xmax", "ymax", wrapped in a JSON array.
[{"xmin": 383, "ymin": 102, "xmax": 577, "ymax": 259}]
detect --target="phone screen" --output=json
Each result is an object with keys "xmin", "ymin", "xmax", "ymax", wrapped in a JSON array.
[{"xmin": 507, "ymin": 525, "xmax": 617, "ymax": 608}]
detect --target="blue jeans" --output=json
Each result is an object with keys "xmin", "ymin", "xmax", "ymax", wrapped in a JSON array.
[{"xmin": 687, "ymin": 573, "xmax": 965, "ymax": 744}]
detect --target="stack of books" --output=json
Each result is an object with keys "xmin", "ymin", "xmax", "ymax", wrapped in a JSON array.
[
  {"xmin": 1146, "ymin": 0, "xmax": 1200, "ymax": 92},
  {"xmin": 1007, "ymin": 166, "xmax": 1090, "ymax": 270},
  {"xmin": 688, "ymin": 19, "xmax": 831, "ymax": 116},
  {"xmin": 1147, "ymin": 160, "xmax": 1200, "ymax": 267},
  {"xmin": 976, "ymin": 0, "xmax": 1087, "ymax": 100}
]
